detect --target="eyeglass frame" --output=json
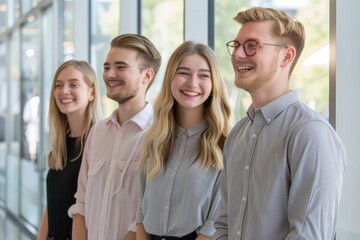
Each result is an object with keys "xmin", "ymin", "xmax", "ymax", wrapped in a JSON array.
[{"xmin": 226, "ymin": 39, "xmax": 286, "ymax": 57}]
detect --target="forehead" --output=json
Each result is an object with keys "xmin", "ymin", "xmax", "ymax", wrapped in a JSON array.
[
  {"xmin": 105, "ymin": 47, "xmax": 140, "ymax": 64},
  {"xmin": 236, "ymin": 21, "xmax": 275, "ymax": 42},
  {"xmin": 179, "ymin": 54, "xmax": 209, "ymax": 69},
  {"xmin": 57, "ymin": 66, "xmax": 84, "ymax": 80}
]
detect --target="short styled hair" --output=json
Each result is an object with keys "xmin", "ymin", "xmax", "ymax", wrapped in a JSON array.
[{"xmin": 234, "ymin": 7, "xmax": 306, "ymax": 75}]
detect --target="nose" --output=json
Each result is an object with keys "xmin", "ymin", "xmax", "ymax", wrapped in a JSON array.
[
  {"xmin": 61, "ymin": 84, "xmax": 70, "ymax": 94},
  {"xmin": 105, "ymin": 67, "xmax": 117, "ymax": 78},
  {"xmin": 186, "ymin": 74, "xmax": 198, "ymax": 87}
]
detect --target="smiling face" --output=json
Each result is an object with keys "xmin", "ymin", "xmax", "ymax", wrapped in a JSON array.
[
  {"xmin": 231, "ymin": 21, "xmax": 284, "ymax": 93},
  {"xmin": 54, "ymin": 66, "xmax": 94, "ymax": 117},
  {"xmin": 103, "ymin": 47, "xmax": 148, "ymax": 104},
  {"xmin": 171, "ymin": 53, "xmax": 212, "ymax": 115}
]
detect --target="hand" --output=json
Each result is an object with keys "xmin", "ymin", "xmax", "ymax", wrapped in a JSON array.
[
  {"xmin": 196, "ymin": 234, "xmax": 210, "ymax": 240},
  {"xmin": 123, "ymin": 231, "xmax": 136, "ymax": 240}
]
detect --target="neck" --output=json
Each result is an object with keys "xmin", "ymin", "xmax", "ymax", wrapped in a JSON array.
[
  {"xmin": 176, "ymin": 106, "xmax": 204, "ymax": 129},
  {"xmin": 250, "ymin": 79, "xmax": 289, "ymax": 109},
  {"xmin": 116, "ymin": 98, "xmax": 146, "ymax": 125},
  {"xmin": 67, "ymin": 112, "xmax": 87, "ymax": 137}
]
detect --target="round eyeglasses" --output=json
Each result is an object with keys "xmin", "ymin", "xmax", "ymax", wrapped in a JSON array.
[{"xmin": 226, "ymin": 39, "xmax": 286, "ymax": 57}]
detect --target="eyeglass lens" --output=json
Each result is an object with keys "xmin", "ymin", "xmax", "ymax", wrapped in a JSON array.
[{"xmin": 227, "ymin": 40, "xmax": 258, "ymax": 57}]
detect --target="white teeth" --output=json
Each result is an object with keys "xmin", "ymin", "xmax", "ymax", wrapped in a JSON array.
[
  {"xmin": 182, "ymin": 90, "xmax": 199, "ymax": 96},
  {"xmin": 237, "ymin": 66, "xmax": 254, "ymax": 71},
  {"xmin": 108, "ymin": 82, "xmax": 122, "ymax": 87},
  {"xmin": 61, "ymin": 98, "xmax": 74, "ymax": 104}
]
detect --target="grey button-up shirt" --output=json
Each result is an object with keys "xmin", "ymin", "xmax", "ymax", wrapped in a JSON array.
[
  {"xmin": 213, "ymin": 91, "xmax": 346, "ymax": 240},
  {"xmin": 137, "ymin": 120, "xmax": 221, "ymax": 238}
]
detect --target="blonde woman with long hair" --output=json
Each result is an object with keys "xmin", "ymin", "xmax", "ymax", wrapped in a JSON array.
[
  {"xmin": 37, "ymin": 60, "xmax": 102, "ymax": 240},
  {"xmin": 136, "ymin": 41, "xmax": 231, "ymax": 240}
]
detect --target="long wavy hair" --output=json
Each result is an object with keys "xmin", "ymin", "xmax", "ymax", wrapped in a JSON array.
[
  {"xmin": 141, "ymin": 41, "xmax": 232, "ymax": 178},
  {"xmin": 48, "ymin": 60, "xmax": 102, "ymax": 170}
]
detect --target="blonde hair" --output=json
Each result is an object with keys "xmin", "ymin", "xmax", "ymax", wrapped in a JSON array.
[
  {"xmin": 234, "ymin": 7, "xmax": 306, "ymax": 75},
  {"xmin": 110, "ymin": 34, "xmax": 161, "ymax": 91},
  {"xmin": 48, "ymin": 60, "xmax": 102, "ymax": 170},
  {"xmin": 141, "ymin": 41, "xmax": 232, "ymax": 178}
]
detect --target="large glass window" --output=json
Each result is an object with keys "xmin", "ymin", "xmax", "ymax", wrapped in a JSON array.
[
  {"xmin": 7, "ymin": 29, "xmax": 21, "ymax": 215},
  {"xmin": 63, "ymin": 0, "xmax": 74, "ymax": 61},
  {"xmin": 141, "ymin": 0, "xmax": 184, "ymax": 103},
  {"xmin": 0, "ymin": 0, "xmax": 6, "ymax": 33},
  {"xmin": 0, "ymin": 41, "xmax": 6, "ymax": 200},
  {"xmin": 90, "ymin": 0, "xmax": 120, "ymax": 116},
  {"xmin": 20, "ymin": 14, "xmax": 42, "ymax": 228},
  {"xmin": 21, "ymin": 14, "xmax": 40, "ymax": 162},
  {"xmin": 215, "ymin": 0, "xmax": 330, "ymax": 122}
]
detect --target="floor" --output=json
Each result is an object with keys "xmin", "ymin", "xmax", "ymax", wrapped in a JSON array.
[{"xmin": 0, "ymin": 206, "xmax": 36, "ymax": 240}]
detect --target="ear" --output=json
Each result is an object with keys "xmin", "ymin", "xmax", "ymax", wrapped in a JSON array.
[
  {"xmin": 280, "ymin": 46, "xmax": 296, "ymax": 68},
  {"xmin": 89, "ymin": 87, "xmax": 95, "ymax": 102},
  {"xmin": 142, "ymin": 68, "xmax": 155, "ymax": 86}
]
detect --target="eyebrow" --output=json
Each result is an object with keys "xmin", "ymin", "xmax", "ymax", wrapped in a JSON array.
[
  {"xmin": 177, "ymin": 66, "xmax": 210, "ymax": 72},
  {"xmin": 55, "ymin": 78, "xmax": 80, "ymax": 82},
  {"xmin": 103, "ymin": 61, "xmax": 129, "ymax": 67}
]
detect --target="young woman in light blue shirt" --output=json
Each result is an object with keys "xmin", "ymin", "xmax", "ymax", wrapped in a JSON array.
[{"xmin": 136, "ymin": 41, "xmax": 232, "ymax": 240}]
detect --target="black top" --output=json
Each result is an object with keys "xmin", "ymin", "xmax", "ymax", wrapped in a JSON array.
[{"xmin": 46, "ymin": 135, "xmax": 82, "ymax": 239}]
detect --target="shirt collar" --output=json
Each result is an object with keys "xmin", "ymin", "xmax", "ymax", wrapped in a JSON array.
[
  {"xmin": 176, "ymin": 120, "xmax": 208, "ymax": 137},
  {"xmin": 106, "ymin": 102, "xmax": 153, "ymax": 130},
  {"xmin": 247, "ymin": 91, "xmax": 299, "ymax": 124}
]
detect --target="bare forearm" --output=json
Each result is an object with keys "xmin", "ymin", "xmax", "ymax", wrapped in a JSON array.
[
  {"xmin": 136, "ymin": 223, "xmax": 150, "ymax": 240},
  {"xmin": 72, "ymin": 214, "xmax": 87, "ymax": 240},
  {"xmin": 37, "ymin": 208, "xmax": 48, "ymax": 240}
]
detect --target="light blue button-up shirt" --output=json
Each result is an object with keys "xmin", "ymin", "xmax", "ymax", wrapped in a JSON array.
[
  {"xmin": 137, "ymin": 120, "xmax": 221, "ymax": 238},
  {"xmin": 213, "ymin": 91, "xmax": 346, "ymax": 240}
]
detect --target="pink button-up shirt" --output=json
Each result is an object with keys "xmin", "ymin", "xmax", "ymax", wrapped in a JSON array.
[{"xmin": 68, "ymin": 103, "xmax": 153, "ymax": 240}]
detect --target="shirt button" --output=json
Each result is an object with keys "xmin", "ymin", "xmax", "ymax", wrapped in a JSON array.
[
  {"xmin": 252, "ymin": 134, "xmax": 256, "ymax": 138},
  {"xmin": 165, "ymin": 206, "xmax": 168, "ymax": 209},
  {"xmin": 245, "ymin": 165, "xmax": 249, "ymax": 170},
  {"xmin": 242, "ymin": 197, "xmax": 246, "ymax": 202},
  {"xmin": 237, "ymin": 230, "xmax": 241, "ymax": 235}
]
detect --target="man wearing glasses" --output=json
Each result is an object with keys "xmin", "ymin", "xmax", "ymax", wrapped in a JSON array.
[{"xmin": 213, "ymin": 7, "xmax": 346, "ymax": 240}]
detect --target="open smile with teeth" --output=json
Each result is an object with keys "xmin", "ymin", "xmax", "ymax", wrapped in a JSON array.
[
  {"xmin": 107, "ymin": 81, "xmax": 123, "ymax": 88},
  {"xmin": 237, "ymin": 65, "xmax": 254, "ymax": 72},
  {"xmin": 181, "ymin": 90, "xmax": 200, "ymax": 97},
  {"xmin": 61, "ymin": 98, "xmax": 74, "ymax": 104}
]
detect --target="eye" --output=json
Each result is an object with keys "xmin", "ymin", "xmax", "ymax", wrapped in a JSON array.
[
  {"xmin": 245, "ymin": 41, "xmax": 258, "ymax": 49},
  {"xmin": 103, "ymin": 66, "xmax": 109, "ymax": 71},
  {"xmin": 116, "ymin": 65, "xmax": 126, "ymax": 69},
  {"xmin": 177, "ymin": 70, "xmax": 190, "ymax": 76},
  {"xmin": 55, "ymin": 82, "xmax": 63, "ymax": 88},
  {"xmin": 199, "ymin": 73, "xmax": 210, "ymax": 79}
]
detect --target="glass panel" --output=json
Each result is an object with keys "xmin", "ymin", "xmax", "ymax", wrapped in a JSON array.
[
  {"xmin": 141, "ymin": 0, "xmax": 184, "ymax": 104},
  {"xmin": 7, "ymin": 29, "xmax": 21, "ymax": 215},
  {"xmin": 0, "ymin": 0, "xmax": 6, "ymax": 33},
  {"xmin": 63, "ymin": 0, "xmax": 74, "ymax": 61},
  {"xmin": 215, "ymin": 0, "xmax": 329, "ymax": 122},
  {"xmin": 20, "ymin": 15, "xmax": 41, "ymax": 227},
  {"xmin": 90, "ymin": 0, "xmax": 120, "ymax": 116},
  {"xmin": 21, "ymin": 15, "xmax": 40, "ymax": 162},
  {"xmin": 0, "ymin": 41, "xmax": 6, "ymax": 200},
  {"xmin": 20, "ymin": 0, "xmax": 37, "ymax": 15}
]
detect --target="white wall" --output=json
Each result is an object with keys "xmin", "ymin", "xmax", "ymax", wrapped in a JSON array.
[{"xmin": 336, "ymin": 0, "xmax": 360, "ymax": 239}]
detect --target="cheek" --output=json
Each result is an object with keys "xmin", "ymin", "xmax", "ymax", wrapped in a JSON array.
[{"xmin": 202, "ymin": 81, "xmax": 213, "ymax": 99}]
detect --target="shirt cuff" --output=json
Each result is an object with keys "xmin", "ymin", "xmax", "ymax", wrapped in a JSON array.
[
  {"xmin": 199, "ymin": 220, "xmax": 216, "ymax": 238},
  {"xmin": 136, "ymin": 210, "xmax": 144, "ymax": 224},
  {"xmin": 68, "ymin": 203, "xmax": 85, "ymax": 218},
  {"xmin": 128, "ymin": 221, "xmax": 137, "ymax": 232}
]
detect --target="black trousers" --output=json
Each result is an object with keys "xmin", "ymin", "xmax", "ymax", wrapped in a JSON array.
[{"xmin": 151, "ymin": 231, "xmax": 197, "ymax": 240}]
